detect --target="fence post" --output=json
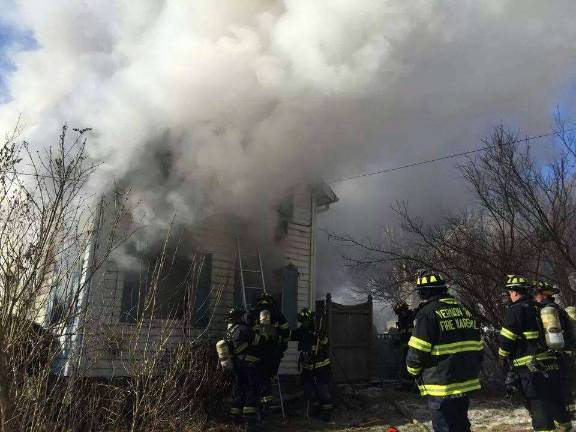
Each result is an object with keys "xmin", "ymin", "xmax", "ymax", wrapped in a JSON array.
[
  {"xmin": 367, "ymin": 294, "xmax": 373, "ymax": 382},
  {"xmin": 325, "ymin": 292, "xmax": 332, "ymax": 341}
]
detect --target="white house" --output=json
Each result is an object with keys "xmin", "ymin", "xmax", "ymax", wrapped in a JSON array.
[{"xmin": 55, "ymin": 181, "xmax": 337, "ymax": 377}]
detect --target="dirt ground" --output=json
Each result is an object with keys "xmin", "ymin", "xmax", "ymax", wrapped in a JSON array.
[{"xmin": 206, "ymin": 385, "xmax": 537, "ymax": 432}]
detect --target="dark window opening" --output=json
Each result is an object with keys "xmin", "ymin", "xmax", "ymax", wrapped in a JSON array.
[
  {"xmin": 48, "ymin": 294, "xmax": 65, "ymax": 325},
  {"xmin": 281, "ymin": 264, "xmax": 299, "ymax": 329},
  {"xmin": 120, "ymin": 249, "xmax": 212, "ymax": 326},
  {"xmin": 192, "ymin": 254, "xmax": 212, "ymax": 328},
  {"xmin": 276, "ymin": 194, "xmax": 295, "ymax": 238}
]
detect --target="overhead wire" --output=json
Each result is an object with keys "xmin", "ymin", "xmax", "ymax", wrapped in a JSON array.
[
  {"xmin": 330, "ymin": 127, "xmax": 576, "ymax": 185},
  {"xmin": 5, "ymin": 127, "xmax": 576, "ymax": 183}
]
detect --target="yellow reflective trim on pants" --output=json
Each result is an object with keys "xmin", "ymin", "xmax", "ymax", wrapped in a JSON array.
[
  {"xmin": 498, "ymin": 348, "xmax": 509, "ymax": 357},
  {"xmin": 500, "ymin": 327, "xmax": 518, "ymax": 341},
  {"xmin": 554, "ymin": 420, "xmax": 572, "ymax": 427},
  {"xmin": 235, "ymin": 342, "xmax": 248, "ymax": 354},
  {"xmin": 512, "ymin": 353, "xmax": 556, "ymax": 367},
  {"xmin": 430, "ymin": 340, "xmax": 483, "ymax": 355},
  {"xmin": 303, "ymin": 358, "xmax": 331, "ymax": 370},
  {"xmin": 418, "ymin": 378, "xmax": 481, "ymax": 397},
  {"xmin": 522, "ymin": 331, "xmax": 539, "ymax": 340},
  {"xmin": 261, "ymin": 395, "xmax": 273, "ymax": 403},
  {"xmin": 238, "ymin": 355, "xmax": 260, "ymax": 363},
  {"xmin": 407, "ymin": 366, "xmax": 422, "ymax": 376},
  {"xmin": 534, "ymin": 429, "xmax": 555, "ymax": 432},
  {"xmin": 230, "ymin": 407, "xmax": 241, "ymax": 415},
  {"xmin": 512, "ymin": 355, "xmax": 535, "ymax": 367},
  {"xmin": 280, "ymin": 323, "xmax": 289, "ymax": 329},
  {"xmin": 315, "ymin": 358, "xmax": 331, "ymax": 368},
  {"xmin": 243, "ymin": 406, "xmax": 257, "ymax": 414},
  {"xmin": 408, "ymin": 336, "xmax": 432, "ymax": 353}
]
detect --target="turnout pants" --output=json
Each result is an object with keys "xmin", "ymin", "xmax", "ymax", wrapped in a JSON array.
[
  {"xmin": 231, "ymin": 361, "xmax": 260, "ymax": 428},
  {"xmin": 259, "ymin": 348, "xmax": 283, "ymax": 407},
  {"xmin": 302, "ymin": 365, "xmax": 333, "ymax": 419},
  {"xmin": 428, "ymin": 394, "xmax": 471, "ymax": 432},
  {"xmin": 518, "ymin": 363, "xmax": 572, "ymax": 432},
  {"xmin": 560, "ymin": 353, "xmax": 575, "ymax": 410}
]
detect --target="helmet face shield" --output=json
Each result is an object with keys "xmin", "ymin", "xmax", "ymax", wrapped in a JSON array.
[
  {"xmin": 226, "ymin": 305, "xmax": 246, "ymax": 322},
  {"xmin": 297, "ymin": 308, "xmax": 314, "ymax": 324},
  {"xmin": 257, "ymin": 293, "xmax": 275, "ymax": 306},
  {"xmin": 501, "ymin": 290, "xmax": 513, "ymax": 305}
]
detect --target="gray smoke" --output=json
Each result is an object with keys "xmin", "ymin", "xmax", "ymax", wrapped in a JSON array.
[{"xmin": 1, "ymin": 1, "xmax": 576, "ymax": 314}]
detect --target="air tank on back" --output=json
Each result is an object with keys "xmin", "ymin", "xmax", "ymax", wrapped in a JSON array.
[
  {"xmin": 566, "ymin": 306, "xmax": 576, "ymax": 322},
  {"xmin": 259, "ymin": 309, "xmax": 276, "ymax": 339},
  {"xmin": 566, "ymin": 306, "xmax": 576, "ymax": 339},
  {"xmin": 540, "ymin": 306, "xmax": 565, "ymax": 350},
  {"xmin": 216, "ymin": 340, "xmax": 232, "ymax": 370}
]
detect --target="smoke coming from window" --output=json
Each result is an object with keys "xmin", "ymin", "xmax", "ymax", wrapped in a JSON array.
[{"xmin": 1, "ymin": 1, "xmax": 575, "ymax": 246}]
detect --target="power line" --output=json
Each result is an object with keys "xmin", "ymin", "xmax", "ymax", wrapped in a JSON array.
[
  {"xmin": 6, "ymin": 128, "xmax": 575, "ymax": 184},
  {"xmin": 330, "ymin": 128, "xmax": 576, "ymax": 185}
]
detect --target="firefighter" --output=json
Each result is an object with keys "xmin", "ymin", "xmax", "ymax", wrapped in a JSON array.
[
  {"xmin": 224, "ymin": 306, "xmax": 263, "ymax": 431},
  {"xmin": 406, "ymin": 270, "xmax": 483, "ymax": 432},
  {"xmin": 394, "ymin": 301, "xmax": 416, "ymax": 333},
  {"xmin": 393, "ymin": 301, "xmax": 415, "ymax": 382},
  {"xmin": 499, "ymin": 275, "xmax": 572, "ymax": 432},
  {"xmin": 533, "ymin": 280, "xmax": 576, "ymax": 413},
  {"xmin": 291, "ymin": 308, "xmax": 333, "ymax": 421},
  {"xmin": 248, "ymin": 292, "xmax": 290, "ymax": 412}
]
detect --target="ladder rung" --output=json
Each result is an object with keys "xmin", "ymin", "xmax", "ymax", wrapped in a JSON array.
[
  {"xmin": 240, "ymin": 254, "xmax": 259, "ymax": 259},
  {"xmin": 245, "ymin": 286, "xmax": 264, "ymax": 290},
  {"xmin": 242, "ymin": 269, "xmax": 262, "ymax": 274}
]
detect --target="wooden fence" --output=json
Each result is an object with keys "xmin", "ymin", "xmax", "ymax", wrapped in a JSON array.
[{"xmin": 316, "ymin": 293, "xmax": 373, "ymax": 384}]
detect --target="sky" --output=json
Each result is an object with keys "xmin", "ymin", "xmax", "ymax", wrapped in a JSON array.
[
  {"xmin": 1, "ymin": 1, "xmax": 576, "ymax": 330},
  {"xmin": 0, "ymin": 6, "xmax": 35, "ymax": 102}
]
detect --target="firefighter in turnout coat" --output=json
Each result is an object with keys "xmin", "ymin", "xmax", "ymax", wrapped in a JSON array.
[
  {"xmin": 394, "ymin": 301, "xmax": 416, "ymax": 382},
  {"xmin": 291, "ymin": 308, "xmax": 333, "ymax": 421},
  {"xmin": 499, "ymin": 276, "xmax": 572, "ymax": 432},
  {"xmin": 224, "ymin": 306, "xmax": 265, "ymax": 431},
  {"xmin": 248, "ymin": 293, "xmax": 290, "ymax": 411},
  {"xmin": 406, "ymin": 270, "xmax": 483, "ymax": 432},
  {"xmin": 534, "ymin": 279, "xmax": 576, "ymax": 412}
]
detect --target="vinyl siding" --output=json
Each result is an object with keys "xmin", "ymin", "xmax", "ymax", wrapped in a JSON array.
[{"xmin": 73, "ymin": 184, "xmax": 317, "ymax": 377}]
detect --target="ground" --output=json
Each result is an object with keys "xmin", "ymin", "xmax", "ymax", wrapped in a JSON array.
[{"xmin": 207, "ymin": 385, "xmax": 536, "ymax": 431}]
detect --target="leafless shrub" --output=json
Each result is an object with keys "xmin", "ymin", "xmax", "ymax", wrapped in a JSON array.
[
  {"xmin": 331, "ymin": 117, "xmax": 576, "ymax": 329},
  {"xmin": 0, "ymin": 124, "xmax": 228, "ymax": 431}
]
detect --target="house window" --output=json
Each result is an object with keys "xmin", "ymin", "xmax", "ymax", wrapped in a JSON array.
[
  {"xmin": 47, "ymin": 257, "xmax": 87, "ymax": 327},
  {"xmin": 120, "ymin": 251, "xmax": 212, "ymax": 325},
  {"xmin": 276, "ymin": 194, "xmax": 295, "ymax": 237},
  {"xmin": 281, "ymin": 264, "xmax": 299, "ymax": 329},
  {"xmin": 48, "ymin": 294, "xmax": 65, "ymax": 325},
  {"xmin": 192, "ymin": 254, "xmax": 212, "ymax": 328}
]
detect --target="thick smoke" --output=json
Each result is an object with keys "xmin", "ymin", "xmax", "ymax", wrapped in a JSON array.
[
  {"xmin": 1, "ymin": 0, "xmax": 396, "ymax": 225},
  {"xmin": 1, "ymin": 1, "xmax": 576, "ymax": 299}
]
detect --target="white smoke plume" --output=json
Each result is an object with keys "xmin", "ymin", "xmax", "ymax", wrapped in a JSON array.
[{"xmin": 1, "ymin": 0, "xmax": 576, "ymax": 237}]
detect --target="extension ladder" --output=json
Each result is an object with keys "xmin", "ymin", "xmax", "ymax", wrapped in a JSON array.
[
  {"xmin": 235, "ymin": 238, "xmax": 286, "ymax": 419},
  {"xmin": 236, "ymin": 238, "xmax": 267, "ymax": 310}
]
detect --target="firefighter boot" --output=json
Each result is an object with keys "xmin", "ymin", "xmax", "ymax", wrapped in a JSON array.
[
  {"xmin": 230, "ymin": 407, "xmax": 242, "ymax": 425},
  {"xmin": 554, "ymin": 420, "xmax": 572, "ymax": 432},
  {"xmin": 244, "ymin": 417, "xmax": 261, "ymax": 432},
  {"xmin": 320, "ymin": 403, "xmax": 333, "ymax": 422}
]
